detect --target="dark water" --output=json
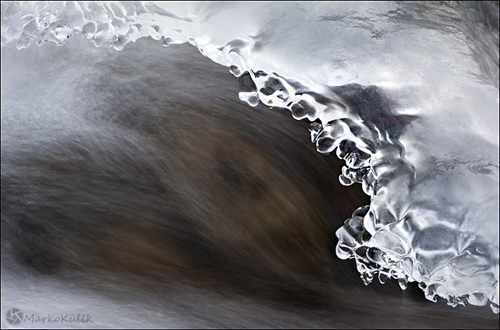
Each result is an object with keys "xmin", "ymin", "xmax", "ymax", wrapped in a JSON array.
[{"xmin": 1, "ymin": 1, "xmax": 499, "ymax": 328}]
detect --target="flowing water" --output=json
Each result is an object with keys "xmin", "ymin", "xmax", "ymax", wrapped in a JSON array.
[{"xmin": 1, "ymin": 1, "xmax": 499, "ymax": 327}]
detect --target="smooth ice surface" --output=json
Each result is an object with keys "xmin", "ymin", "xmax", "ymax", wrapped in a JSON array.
[{"xmin": 1, "ymin": 1, "xmax": 499, "ymax": 313}]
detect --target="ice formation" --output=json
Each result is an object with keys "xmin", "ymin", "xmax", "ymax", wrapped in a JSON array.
[{"xmin": 1, "ymin": 1, "xmax": 498, "ymax": 313}]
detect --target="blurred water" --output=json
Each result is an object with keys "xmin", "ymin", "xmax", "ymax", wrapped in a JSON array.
[{"xmin": 1, "ymin": 0, "xmax": 498, "ymax": 318}]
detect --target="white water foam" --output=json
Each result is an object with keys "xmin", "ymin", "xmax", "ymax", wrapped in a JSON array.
[{"xmin": 1, "ymin": 1, "xmax": 498, "ymax": 313}]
